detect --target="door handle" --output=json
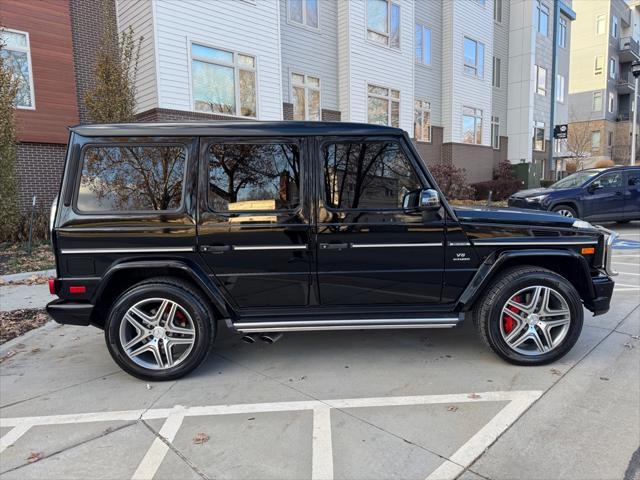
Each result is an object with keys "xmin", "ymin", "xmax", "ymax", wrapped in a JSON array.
[
  {"xmin": 319, "ymin": 242, "xmax": 350, "ymax": 250},
  {"xmin": 200, "ymin": 244, "xmax": 232, "ymax": 254}
]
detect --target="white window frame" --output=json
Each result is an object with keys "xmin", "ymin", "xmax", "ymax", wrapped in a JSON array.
[
  {"xmin": 558, "ymin": 17, "xmax": 567, "ymax": 48},
  {"xmin": 491, "ymin": 116, "xmax": 500, "ymax": 149},
  {"xmin": 536, "ymin": 0, "xmax": 549, "ymax": 36},
  {"xmin": 189, "ymin": 41, "xmax": 258, "ymax": 119},
  {"xmin": 366, "ymin": 0, "xmax": 401, "ymax": 50},
  {"xmin": 1, "ymin": 28, "xmax": 36, "ymax": 110},
  {"xmin": 463, "ymin": 36, "xmax": 485, "ymax": 79},
  {"xmin": 414, "ymin": 99, "xmax": 432, "ymax": 142},
  {"xmin": 556, "ymin": 74, "xmax": 565, "ymax": 103},
  {"xmin": 494, "ymin": 0, "xmax": 503, "ymax": 23},
  {"xmin": 367, "ymin": 83, "xmax": 400, "ymax": 127},
  {"xmin": 533, "ymin": 121, "xmax": 545, "ymax": 152},
  {"xmin": 287, "ymin": 0, "xmax": 320, "ymax": 30},
  {"xmin": 609, "ymin": 57, "xmax": 616, "ymax": 79},
  {"xmin": 492, "ymin": 57, "xmax": 501, "ymax": 88},
  {"xmin": 415, "ymin": 23, "xmax": 431, "ymax": 66},
  {"xmin": 291, "ymin": 72, "xmax": 321, "ymax": 121},
  {"xmin": 462, "ymin": 106, "xmax": 483, "ymax": 145},
  {"xmin": 608, "ymin": 92, "xmax": 615, "ymax": 113},
  {"xmin": 591, "ymin": 130, "xmax": 601, "ymax": 150},
  {"xmin": 594, "ymin": 55, "xmax": 604, "ymax": 76},
  {"xmin": 535, "ymin": 65, "xmax": 547, "ymax": 96},
  {"xmin": 592, "ymin": 91, "xmax": 603, "ymax": 111},
  {"xmin": 596, "ymin": 14, "xmax": 606, "ymax": 35}
]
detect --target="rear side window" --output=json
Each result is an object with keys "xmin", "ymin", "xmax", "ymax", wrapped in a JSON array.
[
  {"xmin": 322, "ymin": 141, "xmax": 422, "ymax": 210},
  {"xmin": 628, "ymin": 171, "xmax": 640, "ymax": 186},
  {"xmin": 207, "ymin": 143, "xmax": 301, "ymax": 212},
  {"xmin": 77, "ymin": 145, "xmax": 187, "ymax": 212}
]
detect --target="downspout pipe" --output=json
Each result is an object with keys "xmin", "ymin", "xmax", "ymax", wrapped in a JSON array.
[{"xmin": 548, "ymin": 0, "xmax": 560, "ymax": 180}]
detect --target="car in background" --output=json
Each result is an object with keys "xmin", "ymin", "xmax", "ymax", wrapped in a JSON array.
[{"xmin": 508, "ymin": 166, "xmax": 640, "ymax": 222}]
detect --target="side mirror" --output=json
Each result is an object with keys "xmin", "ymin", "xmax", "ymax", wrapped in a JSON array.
[
  {"xmin": 403, "ymin": 188, "xmax": 441, "ymax": 212},
  {"xmin": 587, "ymin": 182, "xmax": 602, "ymax": 193}
]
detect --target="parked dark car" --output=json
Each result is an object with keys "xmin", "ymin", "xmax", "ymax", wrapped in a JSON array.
[
  {"xmin": 508, "ymin": 166, "xmax": 640, "ymax": 222},
  {"xmin": 47, "ymin": 122, "xmax": 617, "ymax": 380}
]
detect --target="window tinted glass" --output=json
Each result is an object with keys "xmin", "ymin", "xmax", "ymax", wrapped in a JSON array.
[
  {"xmin": 322, "ymin": 142, "xmax": 421, "ymax": 210},
  {"xmin": 594, "ymin": 172, "xmax": 623, "ymax": 188},
  {"xmin": 208, "ymin": 143, "xmax": 300, "ymax": 212},
  {"xmin": 628, "ymin": 171, "xmax": 640, "ymax": 186},
  {"xmin": 77, "ymin": 145, "xmax": 186, "ymax": 212}
]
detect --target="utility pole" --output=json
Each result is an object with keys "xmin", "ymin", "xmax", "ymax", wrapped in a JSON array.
[{"xmin": 631, "ymin": 60, "xmax": 640, "ymax": 166}]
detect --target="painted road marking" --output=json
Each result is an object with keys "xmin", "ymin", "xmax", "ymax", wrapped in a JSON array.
[{"xmin": 0, "ymin": 391, "xmax": 542, "ymax": 480}]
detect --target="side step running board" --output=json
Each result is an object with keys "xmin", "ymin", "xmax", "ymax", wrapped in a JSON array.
[{"xmin": 234, "ymin": 316, "xmax": 462, "ymax": 333}]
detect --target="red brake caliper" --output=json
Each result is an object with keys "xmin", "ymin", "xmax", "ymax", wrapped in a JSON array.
[{"xmin": 503, "ymin": 295, "xmax": 521, "ymax": 334}]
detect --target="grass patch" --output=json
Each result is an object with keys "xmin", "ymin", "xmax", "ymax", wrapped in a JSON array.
[{"xmin": 0, "ymin": 242, "xmax": 55, "ymax": 276}]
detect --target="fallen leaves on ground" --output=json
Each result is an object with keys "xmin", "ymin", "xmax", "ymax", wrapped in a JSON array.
[
  {"xmin": 2, "ymin": 275, "xmax": 50, "ymax": 286},
  {"xmin": 467, "ymin": 393, "xmax": 481, "ymax": 399},
  {"xmin": 0, "ymin": 309, "xmax": 49, "ymax": 344},
  {"xmin": 447, "ymin": 405, "xmax": 459, "ymax": 412},
  {"xmin": 550, "ymin": 368, "xmax": 562, "ymax": 376},
  {"xmin": 193, "ymin": 432, "xmax": 210, "ymax": 445},
  {"xmin": 0, "ymin": 243, "xmax": 55, "ymax": 276},
  {"xmin": 26, "ymin": 451, "xmax": 44, "ymax": 463}
]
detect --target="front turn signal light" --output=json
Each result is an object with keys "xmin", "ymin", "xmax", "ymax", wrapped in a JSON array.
[{"xmin": 581, "ymin": 247, "xmax": 595, "ymax": 255}]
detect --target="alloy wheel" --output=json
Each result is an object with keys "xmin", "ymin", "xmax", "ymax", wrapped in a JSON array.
[
  {"xmin": 555, "ymin": 209, "xmax": 574, "ymax": 217},
  {"xmin": 119, "ymin": 298, "xmax": 196, "ymax": 370},
  {"xmin": 500, "ymin": 286, "xmax": 571, "ymax": 356}
]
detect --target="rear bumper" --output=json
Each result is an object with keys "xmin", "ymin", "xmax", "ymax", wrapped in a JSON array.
[
  {"xmin": 585, "ymin": 276, "xmax": 615, "ymax": 316},
  {"xmin": 46, "ymin": 299, "xmax": 94, "ymax": 326}
]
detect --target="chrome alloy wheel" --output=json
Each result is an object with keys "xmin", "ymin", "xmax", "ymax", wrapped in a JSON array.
[
  {"xmin": 119, "ymin": 298, "xmax": 196, "ymax": 370},
  {"xmin": 555, "ymin": 209, "xmax": 574, "ymax": 217},
  {"xmin": 500, "ymin": 286, "xmax": 571, "ymax": 356}
]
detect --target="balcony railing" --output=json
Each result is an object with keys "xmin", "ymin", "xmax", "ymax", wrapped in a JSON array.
[{"xmin": 619, "ymin": 36, "xmax": 640, "ymax": 60}]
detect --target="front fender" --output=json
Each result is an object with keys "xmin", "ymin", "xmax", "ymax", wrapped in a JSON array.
[{"xmin": 456, "ymin": 249, "xmax": 596, "ymax": 310}]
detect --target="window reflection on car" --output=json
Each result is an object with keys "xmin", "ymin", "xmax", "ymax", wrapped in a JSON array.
[{"xmin": 550, "ymin": 170, "xmax": 600, "ymax": 189}]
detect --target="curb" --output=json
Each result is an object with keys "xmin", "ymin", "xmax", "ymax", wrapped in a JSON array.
[{"xmin": 1, "ymin": 269, "xmax": 55, "ymax": 283}]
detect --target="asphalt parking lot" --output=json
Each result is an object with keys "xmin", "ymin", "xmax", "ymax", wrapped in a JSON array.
[{"xmin": 0, "ymin": 223, "xmax": 638, "ymax": 480}]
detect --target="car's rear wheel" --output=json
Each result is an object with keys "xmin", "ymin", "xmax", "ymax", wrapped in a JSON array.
[
  {"xmin": 473, "ymin": 266, "xmax": 583, "ymax": 365},
  {"xmin": 552, "ymin": 205, "xmax": 577, "ymax": 218},
  {"xmin": 105, "ymin": 277, "xmax": 215, "ymax": 381}
]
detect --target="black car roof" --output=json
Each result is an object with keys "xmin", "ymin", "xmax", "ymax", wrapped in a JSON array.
[{"xmin": 70, "ymin": 121, "xmax": 406, "ymax": 138}]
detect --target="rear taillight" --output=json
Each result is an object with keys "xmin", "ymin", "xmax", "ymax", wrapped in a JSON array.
[
  {"xmin": 69, "ymin": 286, "xmax": 87, "ymax": 294},
  {"xmin": 48, "ymin": 278, "xmax": 56, "ymax": 295}
]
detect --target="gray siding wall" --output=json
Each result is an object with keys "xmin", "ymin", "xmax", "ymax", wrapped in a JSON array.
[
  {"xmin": 556, "ymin": 12, "xmax": 572, "ymax": 127},
  {"xmin": 280, "ymin": 0, "xmax": 339, "ymax": 110},
  {"xmin": 492, "ymin": 0, "xmax": 510, "ymax": 127},
  {"xmin": 414, "ymin": 0, "xmax": 442, "ymax": 126},
  {"xmin": 534, "ymin": 2, "xmax": 554, "ymax": 142}
]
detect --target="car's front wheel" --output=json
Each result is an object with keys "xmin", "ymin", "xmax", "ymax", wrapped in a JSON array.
[
  {"xmin": 473, "ymin": 266, "xmax": 583, "ymax": 365},
  {"xmin": 552, "ymin": 205, "xmax": 577, "ymax": 218},
  {"xmin": 105, "ymin": 277, "xmax": 215, "ymax": 381}
]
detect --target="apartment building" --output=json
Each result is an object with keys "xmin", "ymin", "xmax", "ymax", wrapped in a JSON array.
[
  {"xmin": 0, "ymin": 0, "xmax": 116, "ymax": 210},
  {"xmin": 117, "ymin": 0, "xmax": 575, "ymax": 183},
  {"xmin": 569, "ymin": 0, "xmax": 640, "ymax": 165}
]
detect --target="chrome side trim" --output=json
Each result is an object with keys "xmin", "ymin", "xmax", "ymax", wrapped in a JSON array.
[
  {"xmin": 350, "ymin": 242, "xmax": 442, "ymax": 249},
  {"xmin": 235, "ymin": 317, "xmax": 459, "ymax": 332},
  {"xmin": 472, "ymin": 240, "xmax": 598, "ymax": 247},
  {"xmin": 60, "ymin": 247, "xmax": 195, "ymax": 254},
  {"xmin": 232, "ymin": 245, "xmax": 308, "ymax": 251},
  {"xmin": 448, "ymin": 242, "xmax": 471, "ymax": 247}
]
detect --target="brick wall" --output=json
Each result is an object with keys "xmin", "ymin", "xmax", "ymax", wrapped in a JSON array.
[
  {"xmin": 16, "ymin": 143, "xmax": 67, "ymax": 211},
  {"xmin": 413, "ymin": 126, "xmax": 444, "ymax": 168},
  {"xmin": 69, "ymin": 0, "xmax": 118, "ymax": 124},
  {"xmin": 321, "ymin": 109, "xmax": 341, "ymax": 121},
  {"xmin": 283, "ymin": 103, "xmax": 294, "ymax": 120},
  {"xmin": 136, "ymin": 108, "xmax": 251, "ymax": 122}
]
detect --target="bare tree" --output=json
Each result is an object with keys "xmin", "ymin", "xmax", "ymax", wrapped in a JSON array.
[{"xmin": 566, "ymin": 107, "xmax": 595, "ymax": 162}]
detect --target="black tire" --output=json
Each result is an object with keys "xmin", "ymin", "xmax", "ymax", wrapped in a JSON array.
[
  {"xmin": 551, "ymin": 204, "xmax": 577, "ymax": 218},
  {"xmin": 105, "ymin": 277, "xmax": 215, "ymax": 381},
  {"xmin": 472, "ymin": 266, "xmax": 583, "ymax": 365}
]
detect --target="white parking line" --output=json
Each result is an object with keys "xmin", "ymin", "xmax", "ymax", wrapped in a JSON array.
[{"xmin": 0, "ymin": 391, "xmax": 542, "ymax": 480}]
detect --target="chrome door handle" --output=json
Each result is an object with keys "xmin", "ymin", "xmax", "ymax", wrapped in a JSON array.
[
  {"xmin": 200, "ymin": 244, "xmax": 232, "ymax": 253},
  {"xmin": 319, "ymin": 242, "xmax": 350, "ymax": 250}
]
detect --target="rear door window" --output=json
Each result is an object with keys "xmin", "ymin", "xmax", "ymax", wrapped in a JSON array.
[{"xmin": 76, "ymin": 145, "xmax": 187, "ymax": 212}]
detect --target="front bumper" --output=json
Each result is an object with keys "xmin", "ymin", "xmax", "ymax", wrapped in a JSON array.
[
  {"xmin": 46, "ymin": 299, "xmax": 94, "ymax": 326},
  {"xmin": 585, "ymin": 275, "xmax": 615, "ymax": 316},
  {"xmin": 507, "ymin": 198, "xmax": 545, "ymax": 210}
]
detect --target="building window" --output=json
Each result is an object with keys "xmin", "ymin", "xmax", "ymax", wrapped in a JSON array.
[
  {"xmin": 415, "ymin": 24, "xmax": 431, "ymax": 65},
  {"xmin": 535, "ymin": 65, "xmax": 547, "ymax": 96},
  {"xmin": 556, "ymin": 74, "xmax": 565, "ymax": 103},
  {"xmin": 367, "ymin": 0, "xmax": 401, "ymax": 49},
  {"xmin": 492, "ymin": 57, "xmax": 501, "ymax": 88},
  {"xmin": 596, "ymin": 14, "xmax": 606, "ymax": 35},
  {"xmin": 491, "ymin": 116, "xmax": 500, "ymax": 149},
  {"xmin": 608, "ymin": 92, "xmax": 615, "ymax": 113},
  {"xmin": 0, "ymin": 29, "xmax": 35, "ymax": 109},
  {"xmin": 594, "ymin": 55, "xmax": 604, "ymax": 75},
  {"xmin": 288, "ymin": 0, "xmax": 319, "ymax": 28},
  {"xmin": 464, "ymin": 37, "xmax": 485, "ymax": 78},
  {"xmin": 367, "ymin": 84, "xmax": 400, "ymax": 127},
  {"xmin": 608, "ymin": 131, "xmax": 613, "ymax": 147},
  {"xmin": 292, "ymin": 73, "xmax": 320, "ymax": 121},
  {"xmin": 592, "ymin": 91, "xmax": 603, "ymax": 111},
  {"xmin": 414, "ymin": 100, "xmax": 431, "ymax": 142},
  {"xmin": 591, "ymin": 131, "xmax": 601, "ymax": 150},
  {"xmin": 494, "ymin": 0, "xmax": 502, "ymax": 23},
  {"xmin": 462, "ymin": 106, "xmax": 483, "ymax": 144},
  {"xmin": 536, "ymin": 1, "xmax": 549, "ymax": 36},
  {"xmin": 533, "ymin": 121, "xmax": 545, "ymax": 151},
  {"xmin": 558, "ymin": 17, "xmax": 567, "ymax": 48},
  {"xmin": 191, "ymin": 43, "xmax": 257, "ymax": 117},
  {"xmin": 611, "ymin": 15, "xmax": 618, "ymax": 38},
  {"xmin": 609, "ymin": 57, "xmax": 616, "ymax": 79}
]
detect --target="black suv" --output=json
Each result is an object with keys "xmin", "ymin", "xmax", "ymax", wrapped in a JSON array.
[{"xmin": 47, "ymin": 122, "xmax": 617, "ymax": 380}]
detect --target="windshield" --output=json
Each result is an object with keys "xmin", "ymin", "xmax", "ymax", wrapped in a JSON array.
[{"xmin": 550, "ymin": 171, "xmax": 600, "ymax": 189}]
